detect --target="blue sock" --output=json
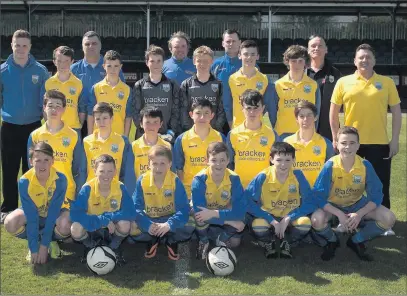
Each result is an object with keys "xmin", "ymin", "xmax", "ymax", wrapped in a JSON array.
[
  {"xmin": 352, "ymin": 220, "xmax": 386, "ymax": 243},
  {"xmin": 314, "ymin": 226, "xmax": 337, "ymax": 243}
]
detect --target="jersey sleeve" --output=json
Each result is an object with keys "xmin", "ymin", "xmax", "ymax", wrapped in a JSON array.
[
  {"xmin": 132, "ymin": 81, "xmax": 143, "ymax": 130},
  {"xmin": 125, "ymin": 87, "xmax": 133, "ymax": 118},
  {"xmin": 39, "ymin": 67, "xmax": 50, "ymax": 109},
  {"xmin": 40, "ymin": 174, "xmax": 67, "ymax": 248},
  {"xmin": 70, "ymin": 185, "xmax": 110, "ymax": 231},
  {"xmin": 119, "ymin": 70, "xmax": 125, "ymax": 82},
  {"xmin": 246, "ymin": 172, "xmax": 275, "ymax": 223},
  {"xmin": 330, "ymin": 78, "xmax": 344, "ymax": 106},
  {"xmin": 173, "ymin": 134, "xmax": 185, "ymax": 171},
  {"xmin": 18, "ymin": 178, "xmax": 40, "ymax": 253},
  {"xmin": 313, "ymin": 160, "xmax": 334, "ymax": 208},
  {"xmin": 191, "ymin": 175, "xmax": 208, "ymax": 213},
  {"xmin": 218, "ymin": 174, "xmax": 246, "ymax": 222},
  {"xmin": 264, "ymin": 76, "xmax": 278, "ymax": 128},
  {"xmin": 72, "ymin": 136, "xmax": 87, "ymax": 195},
  {"xmin": 324, "ymin": 137, "xmax": 335, "ymax": 161},
  {"xmin": 27, "ymin": 133, "xmax": 35, "ymax": 169},
  {"xmin": 78, "ymin": 86, "xmax": 87, "ymax": 114},
  {"xmin": 179, "ymin": 80, "xmax": 192, "ymax": 132},
  {"xmin": 103, "ymin": 184, "xmax": 137, "ymax": 222},
  {"xmin": 214, "ymin": 83, "xmax": 227, "ymax": 132},
  {"xmin": 120, "ymin": 136, "xmax": 136, "ymax": 195},
  {"xmin": 170, "ymin": 80, "xmax": 182, "ymax": 135},
  {"xmin": 387, "ymin": 78, "xmax": 401, "ymax": 106},
  {"xmin": 223, "ymin": 77, "xmax": 233, "ymax": 123},
  {"xmin": 132, "ymin": 176, "xmax": 153, "ymax": 232},
  {"xmin": 226, "ymin": 131, "xmax": 235, "ymax": 170},
  {"xmin": 288, "ymin": 170, "xmax": 317, "ymax": 220},
  {"xmin": 167, "ymin": 177, "xmax": 190, "ymax": 231},
  {"xmin": 363, "ymin": 160, "xmax": 383, "ymax": 206},
  {"xmin": 87, "ymin": 85, "xmax": 97, "ymax": 115},
  {"xmin": 314, "ymin": 86, "xmax": 322, "ymax": 129}
]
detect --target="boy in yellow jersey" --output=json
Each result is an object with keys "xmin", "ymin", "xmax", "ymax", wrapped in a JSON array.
[
  {"xmin": 246, "ymin": 142, "xmax": 316, "ymax": 259},
  {"xmin": 71, "ymin": 154, "xmax": 136, "ymax": 263},
  {"xmin": 223, "ymin": 40, "xmax": 275, "ymax": 129},
  {"xmin": 4, "ymin": 142, "xmax": 68, "ymax": 263},
  {"xmin": 129, "ymin": 145, "xmax": 193, "ymax": 260},
  {"xmin": 132, "ymin": 106, "xmax": 172, "ymax": 180},
  {"xmin": 311, "ymin": 127, "xmax": 395, "ymax": 261},
  {"xmin": 41, "ymin": 46, "xmax": 86, "ymax": 134},
  {"xmin": 174, "ymin": 98, "xmax": 225, "ymax": 197},
  {"xmin": 227, "ymin": 89, "xmax": 279, "ymax": 188},
  {"xmin": 192, "ymin": 142, "xmax": 246, "ymax": 260},
  {"xmin": 87, "ymin": 50, "xmax": 132, "ymax": 137},
  {"xmin": 271, "ymin": 45, "xmax": 321, "ymax": 139},
  {"xmin": 83, "ymin": 102, "xmax": 135, "ymax": 192},
  {"xmin": 284, "ymin": 101, "xmax": 334, "ymax": 186},
  {"xmin": 27, "ymin": 90, "xmax": 86, "ymax": 228}
]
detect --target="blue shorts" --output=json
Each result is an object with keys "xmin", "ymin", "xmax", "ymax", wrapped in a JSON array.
[{"xmin": 330, "ymin": 197, "xmax": 369, "ymax": 214}]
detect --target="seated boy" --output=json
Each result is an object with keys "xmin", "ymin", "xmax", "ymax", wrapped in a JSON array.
[
  {"xmin": 174, "ymin": 98, "xmax": 225, "ymax": 197},
  {"xmin": 4, "ymin": 142, "xmax": 68, "ymax": 264},
  {"xmin": 311, "ymin": 126, "xmax": 396, "ymax": 261},
  {"xmin": 70, "ymin": 154, "xmax": 137, "ymax": 262},
  {"xmin": 129, "ymin": 145, "xmax": 194, "ymax": 260},
  {"xmin": 132, "ymin": 106, "xmax": 172, "ymax": 180},
  {"xmin": 284, "ymin": 101, "xmax": 334, "ymax": 186},
  {"xmin": 227, "ymin": 89, "xmax": 279, "ymax": 188},
  {"xmin": 246, "ymin": 142, "xmax": 316, "ymax": 259},
  {"xmin": 192, "ymin": 142, "xmax": 246, "ymax": 260},
  {"xmin": 83, "ymin": 102, "xmax": 135, "ymax": 192}
]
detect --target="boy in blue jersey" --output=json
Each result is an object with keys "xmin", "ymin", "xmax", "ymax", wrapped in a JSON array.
[
  {"xmin": 4, "ymin": 142, "xmax": 68, "ymax": 264},
  {"xmin": 129, "ymin": 145, "xmax": 193, "ymax": 260},
  {"xmin": 192, "ymin": 142, "xmax": 246, "ymax": 260},
  {"xmin": 70, "ymin": 154, "xmax": 136, "ymax": 263},
  {"xmin": 246, "ymin": 142, "xmax": 316, "ymax": 259},
  {"xmin": 311, "ymin": 127, "xmax": 396, "ymax": 261}
]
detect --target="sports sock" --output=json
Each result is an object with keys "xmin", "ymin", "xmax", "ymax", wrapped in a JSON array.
[{"xmin": 351, "ymin": 220, "xmax": 386, "ymax": 243}]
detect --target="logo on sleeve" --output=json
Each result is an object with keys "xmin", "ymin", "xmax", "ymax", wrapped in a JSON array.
[
  {"xmin": 62, "ymin": 137, "xmax": 71, "ymax": 147},
  {"xmin": 110, "ymin": 199, "xmax": 118, "ymax": 210},
  {"xmin": 353, "ymin": 175, "xmax": 362, "ymax": 184},
  {"xmin": 313, "ymin": 145, "xmax": 321, "ymax": 155},
  {"xmin": 374, "ymin": 82, "xmax": 382, "ymax": 90},
  {"xmin": 260, "ymin": 136, "xmax": 268, "ymax": 146},
  {"xmin": 256, "ymin": 81, "xmax": 263, "ymax": 90},
  {"xmin": 32, "ymin": 75, "xmax": 39, "ymax": 84},
  {"xmin": 162, "ymin": 84, "xmax": 170, "ymax": 92},
  {"xmin": 211, "ymin": 83, "xmax": 219, "ymax": 93},
  {"xmin": 111, "ymin": 144, "xmax": 119, "ymax": 153},
  {"xmin": 303, "ymin": 85, "xmax": 311, "ymax": 93},
  {"xmin": 117, "ymin": 91, "xmax": 125, "ymax": 100},
  {"xmin": 221, "ymin": 190, "xmax": 229, "ymax": 200},
  {"xmin": 69, "ymin": 87, "xmax": 76, "ymax": 95},
  {"xmin": 288, "ymin": 184, "xmax": 297, "ymax": 193},
  {"xmin": 164, "ymin": 189, "xmax": 173, "ymax": 197}
]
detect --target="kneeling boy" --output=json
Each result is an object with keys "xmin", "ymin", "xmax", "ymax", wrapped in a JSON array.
[{"xmin": 192, "ymin": 142, "xmax": 246, "ymax": 260}]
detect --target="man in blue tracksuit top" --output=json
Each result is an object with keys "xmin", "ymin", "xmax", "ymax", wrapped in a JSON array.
[
  {"xmin": 162, "ymin": 31, "xmax": 196, "ymax": 86},
  {"xmin": 0, "ymin": 30, "xmax": 50, "ymax": 222}
]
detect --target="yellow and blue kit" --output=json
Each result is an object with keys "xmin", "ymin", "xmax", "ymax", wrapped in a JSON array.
[
  {"xmin": 173, "ymin": 126, "xmax": 225, "ymax": 196},
  {"xmin": 271, "ymin": 74, "xmax": 321, "ymax": 137},
  {"xmin": 88, "ymin": 78, "xmax": 132, "ymax": 135},
  {"xmin": 70, "ymin": 178, "xmax": 137, "ymax": 232},
  {"xmin": 223, "ymin": 68, "xmax": 276, "ymax": 128},
  {"xmin": 41, "ymin": 73, "xmax": 86, "ymax": 130},
  {"xmin": 284, "ymin": 131, "xmax": 334, "ymax": 186},
  {"xmin": 227, "ymin": 122, "xmax": 279, "ymax": 188},
  {"xmin": 27, "ymin": 124, "xmax": 86, "ymax": 205},
  {"xmin": 331, "ymin": 72, "xmax": 400, "ymax": 145},
  {"xmin": 313, "ymin": 155, "xmax": 383, "ymax": 208},
  {"xmin": 17, "ymin": 168, "xmax": 67, "ymax": 253},
  {"xmin": 132, "ymin": 170, "xmax": 190, "ymax": 232},
  {"xmin": 83, "ymin": 130, "xmax": 135, "ymax": 192},
  {"xmin": 246, "ymin": 166, "xmax": 316, "ymax": 222},
  {"xmin": 132, "ymin": 136, "xmax": 172, "ymax": 179}
]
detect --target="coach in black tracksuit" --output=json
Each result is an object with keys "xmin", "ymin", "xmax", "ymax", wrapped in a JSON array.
[{"xmin": 307, "ymin": 35, "xmax": 342, "ymax": 141}]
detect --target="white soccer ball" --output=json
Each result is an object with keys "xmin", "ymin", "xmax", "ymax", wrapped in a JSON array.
[
  {"xmin": 206, "ymin": 246, "xmax": 237, "ymax": 276},
  {"xmin": 86, "ymin": 246, "xmax": 116, "ymax": 275}
]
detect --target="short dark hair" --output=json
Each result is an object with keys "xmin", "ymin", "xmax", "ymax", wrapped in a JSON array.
[
  {"xmin": 337, "ymin": 126, "xmax": 360, "ymax": 143},
  {"xmin": 270, "ymin": 142, "xmax": 296, "ymax": 159},
  {"xmin": 12, "ymin": 29, "xmax": 31, "ymax": 41},
  {"xmin": 240, "ymin": 40, "xmax": 259, "ymax": 54},
  {"xmin": 94, "ymin": 154, "xmax": 116, "ymax": 170},
  {"xmin": 148, "ymin": 145, "xmax": 172, "ymax": 162},
  {"xmin": 223, "ymin": 29, "xmax": 241, "ymax": 40},
  {"xmin": 82, "ymin": 31, "xmax": 101, "ymax": 42},
  {"xmin": 191, "ymin": 98, "xmax": 214, "ymax": 112},
  {"xmin": 29, "ymin": 141, "xmax": 54, "ymax": 159},
  {"xmin": 240, "ymin": 89, "xmax": 264, "ymax": 107},
  {"xmin": 168, "ymin": 31, "xmax": 190, "ymax": 50},
  {"xmin": 145, "ymin": 44, "xmax": 165, "ymax": 62},
  {"xmin": 355, "ymin": 43, "xmax": 375, "ymax": 57},
  {"xmin": 283, "ymin": 45, "xmax": 310, "ymax": 68},
  {"xmin": 44, "ymin": 90, "xmax": 67, "ymax": 107},
  {"xmin": 294, "ymin": 101, "xmax": 318, "ymax": 118},
  {"xmin": 140, "ymin": 106, "xmax": 163, "ymax": 122},
  {"xmin": 308, "ymin": 34, "xmax": 326, "ymax": 41},
  {"xmin": 53, "ymin": 46, "xmax": 74, "ymax": 61},
  {"xmin": 93, "ymin": 102, "xmax": 113, "ymax": 117},
  {"xmin": 103, "ymin": 50, "xmax": 122, "ymax": 64},
  {"xmin": 207, "ymin": 142, "xmax": 229, "ymax": 159}
]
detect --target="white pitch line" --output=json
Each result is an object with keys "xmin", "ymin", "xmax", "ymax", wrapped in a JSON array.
[{"xmin": 171, "ymin": 242, "xmax": 191, "ymax": 295}]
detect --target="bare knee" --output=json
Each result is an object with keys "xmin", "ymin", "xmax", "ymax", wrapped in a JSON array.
[
  {"xmin": 70, "ymin": 222, "xmax": 86, "ymax": 239},
  {"xmin": 56, "ymin": 213, "xmax": 72, "ymax": 235},
  {"xmin": 116, "ymin": 220, "xmax": 130, "ymax": 234},
  {"xmin": 311, "ymin": 210, "xmax": 328, "ymax": 230},
  {"xmin": 381, "ymin": 208, "xmax": 396, "ymax": 229},
  {"xmin": 4, "ymin": 210, "xmax": 25, "ymax": 234}
]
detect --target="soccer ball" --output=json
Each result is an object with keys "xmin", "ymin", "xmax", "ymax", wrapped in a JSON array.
[
  {"xmin": 86, "ymin": 246, "xmax": 117, "ymax": 275},
  {"xmin": 206, "ymin": 246, "xmax": 237, "ymax": 276}
]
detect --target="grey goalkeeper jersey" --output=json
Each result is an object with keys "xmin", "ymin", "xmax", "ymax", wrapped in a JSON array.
[
  {"xmin": 180, "ymin": 74, "xmax": 226, "ymax": 132},
  {"xmin": 133, "ymin": 75, "xmax": 181, "ymax": 139}
]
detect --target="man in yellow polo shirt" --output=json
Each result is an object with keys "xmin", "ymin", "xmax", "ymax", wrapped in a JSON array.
[{"xmin": 330, "ymin": 43, "xmax": 402, "ymax": 210}]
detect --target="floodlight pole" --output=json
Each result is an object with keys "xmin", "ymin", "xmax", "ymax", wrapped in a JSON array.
[
  {"xmin": 146, "ymin": 4, "xmax": 150, "ymax": 49},
  {"xmin": 268, "ymin": 6, "xmax": 272, "ymax": 63}
]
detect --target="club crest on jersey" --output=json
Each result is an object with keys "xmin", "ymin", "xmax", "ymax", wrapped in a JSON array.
[
  {"xmin": 256, "ymin": 81, "xmax": 263, "ymax": 90},
  {"xmin": 117, "ymin": 91, "xmax": 125, "ymax": 100},
  {"xmin": 62, "ymin": 137, "xmax": 70, "ymax": 147},
  {"xmin": 110, "ymin": 199, "xmax": 118, "ymax": 210},
  {"xmin": 288, "ymin": 184, "xmax": 297, "ymax": 193},
  {"xmin": 111, "ymin": 144, "xmax": 119, "ymax": 153},
  {"xmin": 69, "ymin": 87, "xmax": 76, "ymax": 95},
  {"xmin": 32, "ymin": 75, "xmax": 39, "ymax": 84},
  {"xmin": 353, "ymin": 175, "xmax": 362, "ymax": 184},
  {"xmin": 260, "ymin": 136, "xmax": 268, "ymax": 146},
  {"xmin": 313, "ymin": 145, "xmax": 321, "ymax": 155},
  {"xmin": 48, "ymin": 187, "xmax": 54, "ymax": 198},
  {"xmin": 211, "ymin": 83, "xmax": 219, "ymax": 93},
  {"xmin": 162, "ymin": 84, "xmax": 170, "ymax": 92},
  {"xmin": 304, "ymin": 85, "xmax": 311, "ymax": 93},
  {"xmin": 221, "ymin": 190, "xmax": 229, "ymax": 200},
  {"xmin": 375, "ymin": 82, "xmax": 382, "ymax": 90},
  {"xmin": 328, "ymin": 75, "xmax": 335, "ymax": 83},
  {"xmin": 164, "ymin": 190, "xmax": 173, "ymax": 197}
]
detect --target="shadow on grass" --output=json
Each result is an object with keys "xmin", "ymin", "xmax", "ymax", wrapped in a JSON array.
[{"xmin": 31, "ymin": 220, "xmax": 407, "ymax": 290}]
